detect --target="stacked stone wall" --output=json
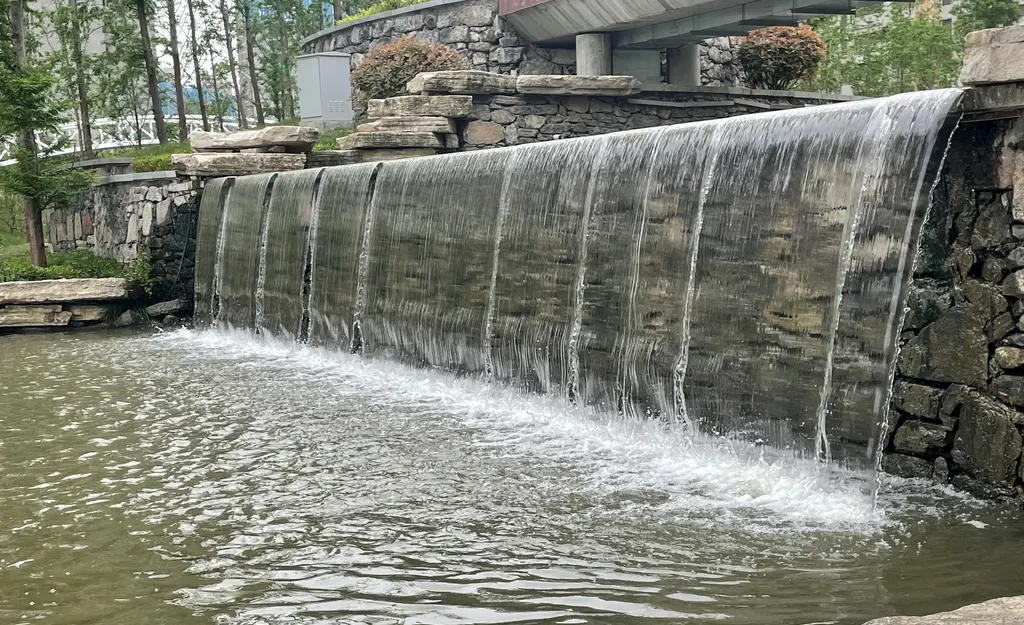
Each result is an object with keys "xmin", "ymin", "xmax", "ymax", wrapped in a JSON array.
[
  {"xmin": 883, "ymin": 115, "xmax": 1024, "ymax": 503},
  {"xmin": 45, "ymin": 175, "xmax": 200, "ymax": 303}
]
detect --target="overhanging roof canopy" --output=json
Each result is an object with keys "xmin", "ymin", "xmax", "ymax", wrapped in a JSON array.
[{"xmin": 498, "ymin": 0, "xmax": 895, "ymax": 48}]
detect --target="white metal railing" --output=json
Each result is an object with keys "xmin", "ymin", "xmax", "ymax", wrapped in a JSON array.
[{"xmin": 0, "ymin": 114, "xmax": 261, "ymax": 166}]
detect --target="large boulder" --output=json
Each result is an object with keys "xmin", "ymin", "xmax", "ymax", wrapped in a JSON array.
[
  {"xmin": 190, "ymin": 126, "xmax": 319, "ymax": 152},
  {"xmin": 367, "ymin": 95, "xmax": 473, "ymax": 119},
  {"xmin": 406, "ymin": 70, "xmax": 518, "ymax": 95},
  {"xmin": 960, "ymin": 24, "xmax": 1024, "ymax": 86},
  {"xmin": 515, "ymin": 75, "xmax": 643, "ymax": 96},
  {"xmin": 0, "ymin": 278, "xmax": 130, "ymax": 305},
  {"xmin": 862, "ymin": 595, "xmax": 1024, "ymax": 624},
  {"xmin": 171, "ymin": 153, "xmax": 306, "ymax": 176},
  {"xmin": 952, "ymin": 391, "xmax": 1023, "ymax": 483},
  {"xmin": 897, "ymin": 304, "xmax": 989, "ymax": 388}
]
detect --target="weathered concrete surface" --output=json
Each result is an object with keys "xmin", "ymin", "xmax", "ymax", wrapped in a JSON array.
[
  {"xmin": 331, "ymin": 148, "xmax": 440, "ymax": 163},
  {"xmin": 67, "ymin": 304, "xmax": 112, "ymax": 322},
  {"xmin": 960, "ymin": 25, "xmax": 1024, "ymax": 86},
  {"xmin": 407, "ymin": 70, "xmax": 517, "ymax": 95},
  {"xmin": 191, "ymin": 126, "xmax": 319, "ymax": 152},
  {"xmin": 0, "ymin": 278, "xmax": 130, "ymax": 306},
  {"xmin": 368, "ymin": 95, "xmax": 473, "ymax": 119},
  {"xmin": 172, "ymin": 153, "xmax": 306, "ymax": 176},
  {"xmin": 862, "ymin": 595, "xmax": 1024, "ymax": 624},
  {"xmin": 0, "ymin": 304, "xmax": 73, "ymax": 327},
  {"xmin": 516, "ymin": 75, "xmax": 642, "ymax": 96},
  {"xmin": 338, "ymin": 131, "xmax": 446, "ymax": 150},
  {"xmin": 306, "ymin": 151, "xmax": 364, "ymax": 168}
]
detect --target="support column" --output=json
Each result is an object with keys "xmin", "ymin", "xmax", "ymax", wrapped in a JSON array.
[
  {"xmin": 668, "ymin": 44, "xmax": 701, "ymax": 87},
  {"xmin": 575, "ymin": 33, "xmax": 612, "ymax": 76}
]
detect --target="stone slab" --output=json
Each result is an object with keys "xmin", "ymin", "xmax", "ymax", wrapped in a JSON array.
[
  {"xmin": 67, "ymin": 304, "xmax": 111, "ymax": 322},
  {"xmin": 862, "ymin": 594, "xmax": 1024, "ymax": 624},
  {"xmin": 366, "ymin": 116, "xmax": 458, "ymax": 134},
  {"xmin": 406, "ymin": 70, "xmax": 518, "ymax": 95},
  {"xmin": 305, "ymin": 151, "xmax": 364, "ymax": 168},
  {"xmin": 331, "ymin": 148, "xmax": 440, "ymax": 164},
  {"xmin": 961, "ymin": 25, "xmax": 1024, "ymax": 86},
  {"xmin": 191, "ymin": 126, "xmax": 319, "ymax": 152},
  {"xmin": 0, "ymin": 304, "xmax": 72, "ymax": 327},
  {"xmin": 367, "ymin": 95, "xmax": 473, "ymax": 119},
  {"xmin": 338, "ymin": 132, "xmax": 445, "ymax": 150},
  {"xmin": 145, "ymin": 299, "xmax": 189, "ymax": 317},
  {"xmin": 515, "ymin": 75, "xmax": 642, "ymax": 96},
  {"xmin": 0, "ymin": 278, "xmax": 131, "ymax": 306},
  {"xmin": 172, "ymin": 153, "xmax": 306, "ymax": 177}
]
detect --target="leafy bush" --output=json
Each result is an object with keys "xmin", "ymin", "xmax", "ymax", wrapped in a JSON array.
[
  {"xmin": 351, "ymin": 36, "xmax": 470, "ymax": 102},
  {"xmin": 315, "ymin": 127, "xmax": 354, "ymax": 151},
  {"xmin": 737, "ymin": 26, "xmax": 827, "ymax": 90},
  {"xmin": 0, "ymin": 248, "xmax": 153, "ymax": 293},
  {"xmin": 131, "ymin": 154, "xmax": 174, "ymax": 172},
  {"xmin": 337, "ymin": 0, "xmax": 426, "ymax": 25}
]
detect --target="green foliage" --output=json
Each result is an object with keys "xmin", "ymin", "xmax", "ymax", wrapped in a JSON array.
[
  {"xmin": 953, "ymin": 0, "xmax": 1022, "ymax": 36},
  {"xmin": 807, "ymin": 2, "xmax": 963, "ymax": 96},
  {"xmin": 737, "ymin": 25, "xmax": 827, "ymax": 90},
  {"xmin": 314, "ymin": 126, "xmax": 354, "ymax": 151},
  {"xmin": 351, "ymin": 36, "xmax": 470, "ymax": 102},
  {"xmin": 130, "ymin": 154, "xmax": 173, "ymax": 172},
  {"xmin": 0, "ymin": 247, "xmax": 152, "ymax": 292},
  {"xmin": 336, "ymin": 0, "xmax": 426, "ymax": 24}
]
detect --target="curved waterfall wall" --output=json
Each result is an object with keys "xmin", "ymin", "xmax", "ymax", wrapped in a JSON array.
[{"xmin": 194, "ymin": 89, "xmax": 962, "ymax": 461}]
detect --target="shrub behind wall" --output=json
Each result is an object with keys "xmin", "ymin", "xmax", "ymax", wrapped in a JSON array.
[
  {"xmin": 351, "ymin": 36, "xmax": 470, "ymax": 103},
  {"xmin": 737, "ymin": 25, "xmax": 827, "ymax": 90}
]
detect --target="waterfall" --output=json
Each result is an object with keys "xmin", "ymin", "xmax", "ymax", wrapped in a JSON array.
[{"xmin": 195, "ymin": 89, "xmax": 961, "ymax": 461}]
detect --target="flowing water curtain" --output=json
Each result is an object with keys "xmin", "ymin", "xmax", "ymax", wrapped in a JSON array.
[
  {"xmin": 216, "ymin": 172, "xmax": 276, "ymax": 330},
  {"xmin": 258, "ymin": 168, "xmax": 324, "ymax": 341},
  {"xmin": 194, "ymin": 176, "xmax": 233, "ymax": 327},
  {"xmin": 307, "ymin": 163, "xmax": 382, "ymax": 350}
]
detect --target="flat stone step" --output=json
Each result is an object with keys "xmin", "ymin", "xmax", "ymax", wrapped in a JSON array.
[
  {"xmin": 191, "ymin": 126, "xmax": 319, "ymax": 152},
  {"xmin": 362, "ymin": 117, "xmax": 458, "ymax": 134},
  {"xmin": 67, "ymin": 304, "xmax": 112, "ymax": 322},
  {"xmin": 406, "ymin": 70, "xmax": 518, "ymax": 95},
  {"xmin": 172, "ymin": 153, "xmax": 306, "ymax": 177},
  {"xmin": 306, "ymin": 150, "xmax": 364, "ymax": 168},
  {"xmin": 0, "ymin": 278, "xmax": 130, "ymax": 306},
  {"xmin": 0, "ymin": 305, "xmax": 73, "ymax": 327},
  {"xmin": 338, "ymin": 132, "xmax": 446, "ymax": 150},
  {"xmin": 515, "ymin": 75, "xmax": 642, "ymax": 96},
  {"xmin": 368, "ymin": 95, "xmax": 473, "ymax": 119},
  {"xmin": 331, "ymin": 148, "xmax": 441, "ymax": 163}
]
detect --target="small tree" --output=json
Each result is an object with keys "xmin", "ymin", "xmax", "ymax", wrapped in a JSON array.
[
  {"xmin": 351, "ymin": 36, "xmax": 469, "ymax": 102},
  {"xmin": 954, "ymin": 0, "xmax": 1021, "ymax": 37},
  {"xmin": 737, "ymin": 25, "xmax": 827, "ymax": 90}
]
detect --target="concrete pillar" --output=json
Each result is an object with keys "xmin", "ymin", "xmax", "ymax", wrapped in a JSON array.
[
  {"xmin": 668, "ymin": 44, "xmax": 701, "ymax": 87},
  {"xmin": 576, "ymin": 33, "xmax": 612, "ymax": 76}
]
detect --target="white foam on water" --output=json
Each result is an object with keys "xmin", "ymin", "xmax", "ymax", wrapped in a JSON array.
[{"xmin": 146, "ymin": 328, "xmax": 888, "ymax": 535}]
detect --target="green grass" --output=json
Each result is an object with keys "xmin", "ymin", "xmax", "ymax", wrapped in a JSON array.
[
  {"xmin": 315, "ymin": 127, "xmax": 355, "ymax": 151},
  {"xmin": 98, "ymin": 142, "xmax": 189, "ymax": 174},
  {"xmin": 0, "ymin": 230, "xmax": 28, "ymax": 259},
  {"xmin": 0, "ymin": 247, "xmax": 152, "ymax": 292}
]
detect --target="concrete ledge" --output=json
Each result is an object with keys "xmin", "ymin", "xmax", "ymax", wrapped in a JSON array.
[
  {"xmin": 71, "ymin": 157, "xmax": 134, "ymax": 169},
  {"xmin": 300, "ymin": 0, "xmax": 469, "ymax": 47},
  {"xmin": 640, "ymin": 82, "xmax": 864, "ymax": 102},
  {"xmin": 94, "ymin": 171, "xmax": 178, "ymax": 186},
  {"xmin": 961, "ymin": 83, "xmax": 1024, "ymax": 119}
]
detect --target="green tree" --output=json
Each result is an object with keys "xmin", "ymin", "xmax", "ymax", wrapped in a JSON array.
[
  {"xmin": 953, "ymin": 0, "xmax": 1021, "ymax": 35},
  {"xmin": 1, "ymin": 0, "xmax": 93, "ymax": 266}
]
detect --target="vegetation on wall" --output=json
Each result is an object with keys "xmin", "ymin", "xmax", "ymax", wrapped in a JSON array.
[
  {"xmin": 336, "ymin": 0, "xmax": 426, "ymax": 25},
  {"xmin": 351, "ymin": 36, "xmax": 469, "ymax": 103},
  {"xmin": 0, "ymin": 247, "xmax": 152, "ymax": 291},
  {"xmin": 736, "ymin": 25, "xmax": 827, "ymax": 90}
]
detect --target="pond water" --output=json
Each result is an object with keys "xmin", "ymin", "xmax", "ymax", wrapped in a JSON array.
[{"xmin": 2, "ymin": 328, "xmax": 1024, "ymax": 625}]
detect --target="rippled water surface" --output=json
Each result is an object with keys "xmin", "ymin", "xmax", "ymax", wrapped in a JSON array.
[{"xmin": 2, "ymin": 329, "xmax": 1024, "ymax": 625}]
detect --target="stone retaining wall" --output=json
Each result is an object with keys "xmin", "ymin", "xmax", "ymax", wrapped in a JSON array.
[
  {"xmin": 881, "ymin": 114, "xmax": 1024, "ymax": 503},
  {"xmin": 300, "ymin": 0, "xmax": 740, "ymax": 86},
  {"xmin": 45, "ymin": 172, "xmax": 200, "ymax": 303},
  {"xmin": 461, "ymin": 87, "xmax": 851, "ymax": 147}
]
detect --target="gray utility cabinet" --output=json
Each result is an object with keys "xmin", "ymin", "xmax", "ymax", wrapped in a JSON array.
[{"xmin": 297, "ymin": 52, "xmax": 354, "ymax": 131}]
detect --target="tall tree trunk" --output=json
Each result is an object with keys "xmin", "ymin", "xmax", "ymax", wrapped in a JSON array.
[
  {"xmin": 10, "ymin": 0, "xmax": 47, "ymax": 267},
  {"xmin": 134, "ymin": 0, "xmax": 167, "ymax": 143},
  {"xmin": 241, "ymin": 1, "xmax": 264, "ymax": 125},
  {"xmin": 209, "ymin": 50, "xmax": 226, "ymax": 131},
  {"xmin": 186, "ymin": 0, "xmax": 209, "ymax": 131},
  {"xmin": 69, "ymin": 0, "xmax": 94, "ymax": 157},
  {"xmin": 166, "ymin": 0, "xmax": 188, "ymax": 141},
  {"xmin": 218, "ymin": 0, "xmax": 248, "ymax": 128},
  {"xmin": 332, "ymin": 0, "xmax": 341, "ymax": 21},
  {"xmin": 279, "ymin": 14, "xmax": 295, "ymax": 119}
]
